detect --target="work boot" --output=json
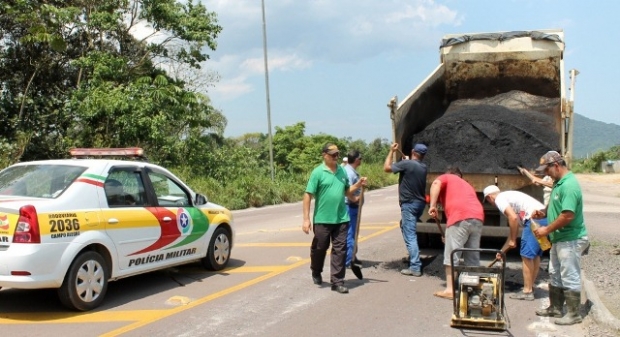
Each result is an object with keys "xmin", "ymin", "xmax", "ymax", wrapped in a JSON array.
[
  {"xmin": 555, "ymin": 291, "xmax": 583, "ymax": 325},
  {"xmin": 536, "ymin": 285, "xmax": 564, "ymax": 318}
]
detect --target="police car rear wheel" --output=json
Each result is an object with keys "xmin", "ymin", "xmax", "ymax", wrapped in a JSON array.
[
  {"xmin": 201, "ymin": 227, "xmax": 231, "ymax": 271},
  {"xmin": 58, "ymin": 251, "xmax": 109, "ymax": 311}
]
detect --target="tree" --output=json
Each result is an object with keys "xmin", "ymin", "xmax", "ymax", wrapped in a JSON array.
[{"xmin": 0, "ymin": 0, "xmax": 224, "ymax": 165}]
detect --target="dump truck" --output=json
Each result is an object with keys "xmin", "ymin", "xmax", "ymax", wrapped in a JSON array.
[{"xmin": 388, "ymin": 29, "xmax": 576, "ymax": 246}]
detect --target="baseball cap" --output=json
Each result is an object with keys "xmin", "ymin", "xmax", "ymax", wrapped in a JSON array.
[
  {"xmin": 483, "ymin": 185, "xmax": 500, "ymax": 199},
  {"xmin": 342, "ymin": 157, "xmax": 348, "ymax": 162},
  {"xmin": 535, "ymin": 151, "xmax": 563, "ymax": 172},
  {"xmin": 322, "ymin": 143, "xmax": 339, "ymax": 155},
  {"xmin": 413, "ymin": 143, "xmax": 428, "ymax": 155}
]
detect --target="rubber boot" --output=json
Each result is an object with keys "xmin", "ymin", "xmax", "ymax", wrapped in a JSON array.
[
  {"xmin": 555, "ymin": 291, "xmax": 582, "ymax": 325},
  {"xmin": 536, "ymin": 285, "xmax": 564, "ymax": 318}
]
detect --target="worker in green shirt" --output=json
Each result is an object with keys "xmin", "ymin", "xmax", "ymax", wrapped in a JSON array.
[
  {"xmin": 532, "ymin": 150, "xmax": 589, "ymax": 326},
  {"xmin": 302, "ymin": 143, "xmax": 367, "ymax": 294}
]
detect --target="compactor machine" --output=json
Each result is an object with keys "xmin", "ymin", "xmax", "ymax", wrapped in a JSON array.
[{"xmin": 450, "ymin": 248, "xmax": 508, "ymax": 330}]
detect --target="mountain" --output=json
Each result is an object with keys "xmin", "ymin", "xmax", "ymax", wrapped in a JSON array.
[{"xmin": 573, "ymin": 113, "xmax": 620, "ymax": 158}]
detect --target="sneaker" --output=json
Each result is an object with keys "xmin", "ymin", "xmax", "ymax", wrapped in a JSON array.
[
  {"xmin": 509, "ymin": 291, "xmax": 534, "ymax": 301},
  {"xmin": 400, "ymin": 269, "xmax": 422, "ymax": 277}
]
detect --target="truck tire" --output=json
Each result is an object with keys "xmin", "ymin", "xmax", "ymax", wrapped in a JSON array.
[
  {"xmin": 201, "ymin": 227, "xmax": 231, "ymax": 271},
  {"xmin": 58, "ymin": 251, "xmax": 109, "ymax": 311}
]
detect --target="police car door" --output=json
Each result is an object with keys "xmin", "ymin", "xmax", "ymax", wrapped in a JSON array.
[
  {"xmin": 101, "ymin": 166, "xmax": 162, "ymax": 270},
  {"xmin": 144, "ymin": 169, "xmax": 209, "ymax": 264}
]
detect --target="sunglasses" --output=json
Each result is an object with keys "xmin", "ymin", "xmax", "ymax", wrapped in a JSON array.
[{"xmin": 327, "ymin": 152, "xmax": 339, "ymax": 158}]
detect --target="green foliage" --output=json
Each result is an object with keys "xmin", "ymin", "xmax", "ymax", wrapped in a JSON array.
[
  {"xmin": 0, "ymin": 0, "xmax": 223, "ymax": 165},
  {"xmin": 572, "ymin": 145, "xmax": 620, "ymax": 173}
]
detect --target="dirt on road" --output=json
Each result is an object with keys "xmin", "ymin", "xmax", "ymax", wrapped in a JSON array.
[{"xmin": 577, "ymin": 173, "xmax": 620, "ymax": 336}]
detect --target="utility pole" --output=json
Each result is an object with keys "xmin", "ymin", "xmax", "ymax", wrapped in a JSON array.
[
  {"xmin": 567, "ymin": 69, "xmax": 579, "ymax": 168},
  {"xmin": 261, "ymin": 0, "xmax": 275, "ymax": 181}
]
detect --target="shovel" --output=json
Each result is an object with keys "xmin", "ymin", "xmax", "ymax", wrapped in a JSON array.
[{"xmin": 350, "ymin": 188, "xmax": 364, "ymax": 280}]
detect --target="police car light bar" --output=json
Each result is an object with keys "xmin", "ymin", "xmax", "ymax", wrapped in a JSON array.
[{"xmin": 69, "ymin": 147, "xmax": 147, "ymax": 160}]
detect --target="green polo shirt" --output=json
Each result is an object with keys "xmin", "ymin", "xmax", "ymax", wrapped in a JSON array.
[
  {"xmin": 305, "ymin": 163, "xmax": 350, "ymax": 224},
  {"xmin": 547, "ymin": 171, "xmax": 587, "ymax": 243}
]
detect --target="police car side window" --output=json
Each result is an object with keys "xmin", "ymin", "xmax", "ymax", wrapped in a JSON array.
[
  {"xmin": 147, "ymin": 172, "xmax": 190, "ymax": 207},
  {"xmin": 105, "ymin": 170, "xmax": 146, "ymax": 207}
]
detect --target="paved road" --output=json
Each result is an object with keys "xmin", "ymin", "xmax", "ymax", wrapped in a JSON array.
[{"xmin": 0, "ymin": 184, "xmax": 589, "ymax": 336}]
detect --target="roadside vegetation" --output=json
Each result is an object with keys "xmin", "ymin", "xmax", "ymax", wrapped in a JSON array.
[
  {"xmin": 172, "ymin": 123, "xmax": 398, "ymax": 209},
  {"xmin": 571, "ymin": 145, "xmax": 620, "ymax": 173}
]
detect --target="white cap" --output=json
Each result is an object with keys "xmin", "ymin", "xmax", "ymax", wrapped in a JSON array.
[
  {"xmin": 342, "ymin": 157, "xmax": 348, "ymax": 162},
  {"xmin": 483, "ymin": 185, "xmax": 500, "ymax": 199}
]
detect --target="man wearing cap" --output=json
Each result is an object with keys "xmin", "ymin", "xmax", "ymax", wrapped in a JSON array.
[
  {"xmin": 343, "ymin": 150, "xmax": 364, "ymax": 279},
  {"xmin": 483, "ymin": 185, "xmax": 548, "ymax": 301},
  {"xmin": 302, "ymin": 143, "xmax": 367, "ymax": 294},
  {"xmin": 383, "ymin": 142, "xmax": 428, "ymax": 277},
  {"xmin": 531, "ymin": 151, "xmax": 588, "ymax": 325},
  {"xmin": 428, "ymin": 166, "xmax": 484, "ymax": 300}
]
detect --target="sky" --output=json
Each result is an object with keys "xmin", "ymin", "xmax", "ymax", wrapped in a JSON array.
[{"xmin": 199, "ymin": 0, "xmax": 618, "ymax": 142}]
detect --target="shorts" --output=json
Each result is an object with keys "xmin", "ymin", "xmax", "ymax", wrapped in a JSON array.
[
  {"xmin": 443, "ymin": 218, "xmax": 483, "ymax": 266},
  {"xmin": 520, "ymin": 218, "xmax": 548, "ymax": 259}
]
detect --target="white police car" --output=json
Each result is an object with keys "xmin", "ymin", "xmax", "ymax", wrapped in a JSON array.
[{"xmin": 0, "ymin": 148, "xmax": 234, "ymax": 311}]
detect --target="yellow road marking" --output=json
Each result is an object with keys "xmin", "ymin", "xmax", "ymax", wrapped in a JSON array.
[
  {"xmin": 235, "ymin": 221, "xmax": 399, "ymax": 235},
  {"xmin": 236, "ymin": 242, "xmax": 309, "ymax": 247},
  {"xmin": 0, "ymin": 222, "xmax": 400, "ymax": 336},
  {"xmin": 0, "ymin": 310, "xmax": 167, "ymax": 323},
  {"xmin": 100, "ymin": 258, "xmax": 311, "ymax": 337}
]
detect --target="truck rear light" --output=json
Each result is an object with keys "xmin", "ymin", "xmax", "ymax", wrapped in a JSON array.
[
  {"xmin": 11, "ymin": 271, "xmax": 32, "ymax": 276},
  {"xmin": 13, "ymin": 205, "xmax": 41, "ymax": 244}
]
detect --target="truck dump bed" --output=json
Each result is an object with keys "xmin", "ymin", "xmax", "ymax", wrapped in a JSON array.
[{"xmin": 391, "ymin": 30, "xmax": 571, "ymax": 240}]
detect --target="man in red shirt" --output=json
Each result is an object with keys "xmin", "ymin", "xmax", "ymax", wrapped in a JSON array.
[{"xmin": 428, "ymin": 167, "xmax": 484, "ymax": 299}]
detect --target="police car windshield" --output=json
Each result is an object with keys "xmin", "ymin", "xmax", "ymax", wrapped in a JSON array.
[{"xmin": 0, "ymin": 164, "xmax": 87, "ymax": 199}]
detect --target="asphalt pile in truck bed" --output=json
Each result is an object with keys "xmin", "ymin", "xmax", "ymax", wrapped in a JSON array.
[{"xmin": 411, "ymin": 90, "xmax": 560, "ymax": 174}]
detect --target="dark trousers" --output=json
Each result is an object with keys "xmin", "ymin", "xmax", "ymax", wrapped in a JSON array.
[{"xmin": 310, "ymin": 222, "xmax": 348, "ymax": 285}]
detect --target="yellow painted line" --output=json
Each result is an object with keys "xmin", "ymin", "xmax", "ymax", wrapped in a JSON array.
[
  {"xmin": 362, "ymin": 225, "xmax": 398, "ymax": 230},
  {"xmin": 0, "ymin": 310, "xmax": 167, "ymax": 324},
  {"xmin": 236, "ymin": 227, "xmax": 299, "ymax": 235},
  {"xmin": 223, "ymin": 265, "xmax": 290, "ymax": 273},
  {"xmin": 100, "ymin": 258, "xmax": 311, "ymax": 337},
  {"xmin": 358, "ymin": 223, "xmax": 399, "ymax": 242},
  {"xmin": 236, "ymin": 242, "xmax": 309, "ymax": 247},
  {"xmin": 235, "ymin": 223, "xmax": 399, "ymax": 248},
  {"xmin": 235, "ymin": 221, "xmax": 398, "ymax": 236},
  {"xmin": 361, "ymin": 221, "xmax": 400, "ymax": 227}
]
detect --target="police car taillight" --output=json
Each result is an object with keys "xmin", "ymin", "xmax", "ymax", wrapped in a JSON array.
[{"xmin": 13, "ymin": 205, "xmax": 41, "ymax": 244}]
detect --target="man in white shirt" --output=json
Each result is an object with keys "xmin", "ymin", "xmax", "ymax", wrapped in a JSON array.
[{"xmin": 483, "ymin": 185, "xmax": 549, "ymax": 301}]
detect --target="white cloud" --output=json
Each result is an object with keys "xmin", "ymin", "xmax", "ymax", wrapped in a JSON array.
[
  {"xmin": 211, "ymin": 75, "xmax": 254, "ymax": 100},
  {"xmin": 204, "ymin": 0, "xmax": 462, "ymax": 100}
]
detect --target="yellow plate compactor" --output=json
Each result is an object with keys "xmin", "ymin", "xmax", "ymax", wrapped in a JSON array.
[{"xmin": 449, "ymin": 248, "xmax": 509, "ymax": 331}]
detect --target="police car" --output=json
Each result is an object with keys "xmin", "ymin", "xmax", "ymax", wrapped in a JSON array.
[{"xmin": 0, "ymin": 148, "xmax": 234, "ymax": 311}]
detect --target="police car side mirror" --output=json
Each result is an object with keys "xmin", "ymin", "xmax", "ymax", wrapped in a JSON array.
[{"xmin": 195, "ymin": 193, "xmax": 208, "ymax": 205}]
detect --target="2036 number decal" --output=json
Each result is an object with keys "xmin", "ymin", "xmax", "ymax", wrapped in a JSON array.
[{"xmin": 50, "ymin": 218, "xmax": 80, "ymax": 232}]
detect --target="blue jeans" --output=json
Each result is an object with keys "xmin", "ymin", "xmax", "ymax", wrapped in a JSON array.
[
  {"xmin": 548, "ymin": 239, "xmax": 582, "ymax": 291},
  {"xmin": 400, "ymin": 200, "xmax": 426, "ymax": 272},
  {"xmin": 346, "ymin": 205, "xmax": 359, "ymax": 267}
]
